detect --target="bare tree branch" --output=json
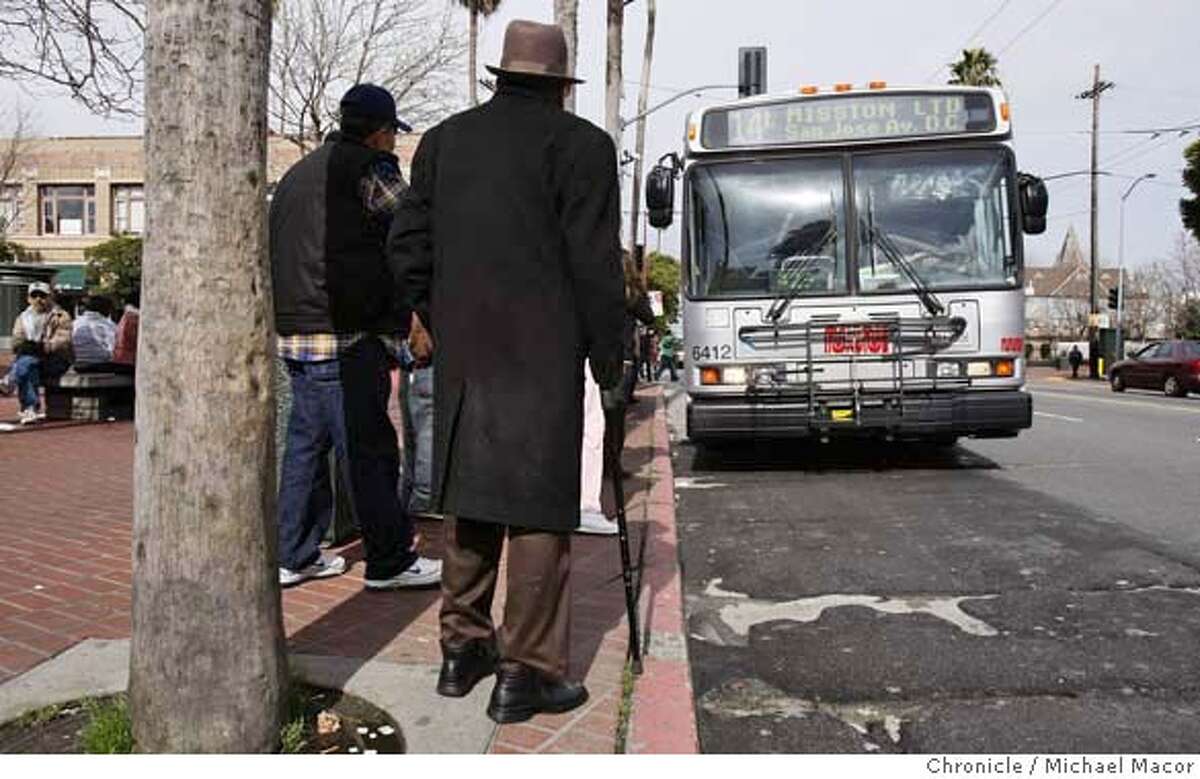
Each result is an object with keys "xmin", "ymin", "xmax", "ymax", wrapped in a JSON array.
[
  {"xmin": 0, "ymin": 0, "xmax": 145, "ymax": 115},
  {"xmin": 0, "ymin": 104, "xmax": 33, "ymax": 240},
  {"xmin": 269, "ymin": 0, "xmax": 466, "ymax": 151}
]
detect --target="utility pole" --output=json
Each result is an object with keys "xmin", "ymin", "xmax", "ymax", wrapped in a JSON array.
[{"xmin": 1075, "ymin": 65, "xmax": 1114, "ymax": 378}]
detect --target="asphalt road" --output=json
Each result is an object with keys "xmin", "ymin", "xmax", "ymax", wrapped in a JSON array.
[{"xmin": 663, "ymin": 375, "xmax": 1200, "ymax": 753}]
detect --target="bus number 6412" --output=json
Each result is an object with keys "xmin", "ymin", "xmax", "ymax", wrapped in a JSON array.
[{"xmin": 692, "ymin": 345, "xmax": 733, "ymax": 361}]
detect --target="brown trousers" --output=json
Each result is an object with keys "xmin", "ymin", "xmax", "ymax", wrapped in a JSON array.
[{"xmin": 439, "ymin": 517, "xmax": 571, "ymax": 680}]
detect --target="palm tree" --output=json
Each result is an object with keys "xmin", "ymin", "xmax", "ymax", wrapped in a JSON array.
[
  {"xmin": 948, "ymin": 47, "xmax": 1002, "ymax": 87},
  {"xmin": 553, "ymin": 0, "xmax": 579, "ymax": 113},
  {"xmin": 457, "ymin": 0, "xmax": 503, "ymax": 106}
]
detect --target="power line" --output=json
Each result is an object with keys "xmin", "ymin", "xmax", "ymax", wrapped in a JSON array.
[
  {"xmin": 924, "ymin": 0, "xmax": 1014, "ymax": 82},
  {"xmin": 997, "ymin": 0, "xmax": 1068, "ymax": 55}
]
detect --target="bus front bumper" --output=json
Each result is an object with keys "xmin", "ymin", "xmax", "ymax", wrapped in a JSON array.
[{"xmin": 687, "ymin": 389, "xmax": 1032, "ymax": 441}]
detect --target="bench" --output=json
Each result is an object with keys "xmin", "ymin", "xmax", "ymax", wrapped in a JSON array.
[{"xmin": 44, "ymin": 369, "xmax": 135, "ymax": 421}]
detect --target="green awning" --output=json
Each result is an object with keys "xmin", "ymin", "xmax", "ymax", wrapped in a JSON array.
[{"xmin": 50, "ymin": 264, "xmax": 87, "ymax": 290}]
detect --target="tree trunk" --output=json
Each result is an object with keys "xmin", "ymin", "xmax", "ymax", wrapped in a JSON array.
[
  {"xmin": 553, "ymin": 0, "xmax": 579, "ymax": 113},
  {"xmin": 628, "ymin": 0, "xmax": 656, "ymax": 253},
  {"xmin": 132, "ymin": 0, "xmax": 286, "ymax": 753},
  {"xmin": 469, "ymin": 10, "xmax": 478, "ymax": 106},
  {"xmin": 604, "ymin": 0, "xmax": 623, "ymax": 151}
]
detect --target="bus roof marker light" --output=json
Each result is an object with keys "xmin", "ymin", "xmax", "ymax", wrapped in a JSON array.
[
  {"xmin": 688, "ymin": 122, "xmax": 698, "ymax": 141},
  {"xmin": 834, "ymin": 83, "xmax": 853, "ymax": 93},
  {"xmin": 1000, "ymin": 102, "xmax": 1011, "ymax": 122},
  {"xmin": 868, "ymin": 81, "xmax": 887, "ymax": 90},
  {"xmin": 800, "ymin": 85, "xmax": 819, "ymax": 95}
]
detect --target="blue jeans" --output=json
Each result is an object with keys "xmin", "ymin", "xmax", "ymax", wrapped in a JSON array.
[
  {"xmin": 399, "ymin": 364, "xmax": 434, "ymax": 513},
  {"xmin": 7, "ymin": 355, "xmax": 41, "ymax": 411},
  {"xmin": 277, "ymin": 337, "xmax": 416, "ymax": 579}
]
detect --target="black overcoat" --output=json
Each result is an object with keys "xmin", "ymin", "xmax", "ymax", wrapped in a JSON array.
[{"xmin": 387, "ymin": 83, "xmax": 625, "ymax": 531}]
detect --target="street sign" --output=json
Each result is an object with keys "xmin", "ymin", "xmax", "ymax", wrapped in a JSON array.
[{"xmin": 648, "ymin": 290, "xmax": 664, "ymax": 317}]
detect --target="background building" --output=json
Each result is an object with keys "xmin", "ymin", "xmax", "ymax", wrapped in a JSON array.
[
  {"xmin": 0, "ymin": 133, "xmax": 420, "ymax": 290},
  {"xmin": 1024, "ymin": 225, "xmax": 1125, "ymax": 358}
]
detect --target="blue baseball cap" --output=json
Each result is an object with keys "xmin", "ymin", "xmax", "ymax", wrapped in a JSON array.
[{"xmin": 339, "ymin": 84, "xmax": 412, "ymax": 133}]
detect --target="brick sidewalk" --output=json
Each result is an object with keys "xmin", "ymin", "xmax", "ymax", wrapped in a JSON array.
[{"xmin": 0, "ymin": 383, "xmax": 696, "ymax": 753}]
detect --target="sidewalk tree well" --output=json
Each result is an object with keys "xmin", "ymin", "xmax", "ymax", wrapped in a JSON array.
[
  {"xmin": 130, "ymin": 0, "xmax": 287, "ymax": 752},
  {"xmin": 84, "ymin": 235, "xmax": 142, "ymax": 302}
]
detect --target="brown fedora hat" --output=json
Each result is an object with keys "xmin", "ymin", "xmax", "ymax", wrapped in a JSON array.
[{"xmin": 486, "ymin": 20, "xmax": 584, "ymax": 84}]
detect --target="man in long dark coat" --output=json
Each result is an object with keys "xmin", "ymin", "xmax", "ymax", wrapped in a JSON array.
[{"xmin": 387, "ymin": 20, "xmax": 625, "ymax": 724}]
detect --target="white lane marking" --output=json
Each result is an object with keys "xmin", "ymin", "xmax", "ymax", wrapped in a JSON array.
[
  {"xmin": 675, "ymin": 477, "xmax": 728, "ymax": 490},
  {"xmin": 1033, "ymin": 410, "xmax": 1084, "ymax": 423},
  {"xmin": 1031, "ymin": 389, "xmax": 1200, "ymax": 416}
]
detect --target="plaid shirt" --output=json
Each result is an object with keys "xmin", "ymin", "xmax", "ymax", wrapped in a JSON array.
[{"xmin": 277, "ymin": 155, "xmax": 408, "ymax": 362}]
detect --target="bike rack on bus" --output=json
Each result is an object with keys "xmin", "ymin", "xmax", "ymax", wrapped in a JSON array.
[{"xmin": 735, "ymin": 315, "xmax": 969, "ymax": 428}]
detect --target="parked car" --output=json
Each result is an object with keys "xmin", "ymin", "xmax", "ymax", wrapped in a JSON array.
[{"xmin": 1109, "ymin": 340, "xmax": 1200, "ymax": 397}]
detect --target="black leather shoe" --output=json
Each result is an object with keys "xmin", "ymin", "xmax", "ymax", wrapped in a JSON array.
[
  {"xmin": 486, "ymin": 663, "xmax": 589, "ymax": 724},
  {"xmin": 436, "ymin": 640, "xmax": 497, "ymax": 698}
]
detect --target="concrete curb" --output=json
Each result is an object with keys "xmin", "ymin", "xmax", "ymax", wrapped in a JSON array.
[
  {"xmin": 0, "ymin": 639, "xmax": 496, "ymax": 753},
  {"xmin": 626, "ymin": 388, "xmax": 700, "ymax": 753}
]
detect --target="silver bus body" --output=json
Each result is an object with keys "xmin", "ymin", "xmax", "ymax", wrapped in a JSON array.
[{"xmin": 675, "ymin": 86, "xmax": 1032, "ymax": 441}]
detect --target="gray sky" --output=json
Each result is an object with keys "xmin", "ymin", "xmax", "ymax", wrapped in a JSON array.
[{"xmin": 5, "ymin": 0, "xmax": 1198, "ymax": 268}]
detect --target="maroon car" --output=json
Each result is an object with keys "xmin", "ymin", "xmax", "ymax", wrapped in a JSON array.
[{"xmin": 1109, "ymin": 340, "xmax": 1200, "ymax": 397}]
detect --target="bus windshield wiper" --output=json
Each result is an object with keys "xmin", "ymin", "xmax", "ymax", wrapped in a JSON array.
[
  {"xmin": 765, "ymin": 215, "xmax": 837, "ymax": 324},
  {"xmin": 861, "ymin": 215, "xmax": 945, "ymax": 318}
]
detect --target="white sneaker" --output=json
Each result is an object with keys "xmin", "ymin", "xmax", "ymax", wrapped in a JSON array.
[
  {"xmin": 18, "ymin": 409, "xmax": 38, "ymax": 426},
  {"xmin": 577, "ymin": 509, "xmax": 619, "ymax": 536},
  {"xmin": 279, "ymin": 553, "xmax": 347, "ymax": 587},
  {"xmin": 364, "ymin": 556, "xmax": 442, "ymax": 589}
]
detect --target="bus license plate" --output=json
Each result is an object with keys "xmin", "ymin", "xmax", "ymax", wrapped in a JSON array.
[{"xmin": 824, "ymin": 325, "xmax": 892, "ymax": 354}]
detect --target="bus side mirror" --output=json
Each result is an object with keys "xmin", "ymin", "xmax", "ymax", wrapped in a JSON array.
[
  {"xmin": 646, "ymin": 165, "xmax": 675, "ymax": 229},
  {"xmin": 1019, "ymin": 174, "xmax": 1048, "ymax": 235}
]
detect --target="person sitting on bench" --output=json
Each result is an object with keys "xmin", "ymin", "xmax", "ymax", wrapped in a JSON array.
[{"xmin": 72, "ymin": 294, "xmax": 120, "ymax": 374}]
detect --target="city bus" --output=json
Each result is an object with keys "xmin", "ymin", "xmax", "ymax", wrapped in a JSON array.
[{"xmin": 644, "ymin": 84, "xmax": 1048, "ymax": 445}]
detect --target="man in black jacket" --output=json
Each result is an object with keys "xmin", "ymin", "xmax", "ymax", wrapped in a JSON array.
[
  {"xmin": 270, "ymin": 84, "xmax": 441, "ymax": 591},
  {"xmin": 388, "ymin": 21, "xmax": 625, "ymax": 723}
]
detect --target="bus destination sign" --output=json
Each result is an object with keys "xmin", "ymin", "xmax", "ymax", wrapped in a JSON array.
[{"xmin": 701, "ymin": 91, "xmax": 998, "ymax": 149}]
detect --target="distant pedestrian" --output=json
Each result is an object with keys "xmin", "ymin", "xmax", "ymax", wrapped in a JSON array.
[
  {"xmin": 1068, "ymin": 344, "xmax": 1083, "ymax": 379},
  {"xmin": 656, "ymin": 330, "xmax": 679, "ymax": 382},
  {"xmin": 270, "ymin": 83, "xmax": 440, "ymax": 590},
  {"xmin": 72, "ymin": 295, "xmax": 118, "ymax": 371},
  {"xmin": 400, "ymin": 312, "xmax": 435, "ymax": 515},
  {"xmin": 111, "ymin": 289, "xmax": 139, "ymax": 375},
  {"xmin": 388, "ymin": 19, "xmax": 625, "ymax": 724},
  {"xmin": 0, "ymin": 282, "xmax": 73, "ymax": 424},
  {"xmin": 624, "ymin": 258, "xmax": 655, "ymax": 404}
]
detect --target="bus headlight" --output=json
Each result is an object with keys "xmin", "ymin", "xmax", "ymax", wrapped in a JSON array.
[
  {"xmin": 934, "ymin": 362, "xmax": 963, "ymax": 378},
  {"xmin": 723, "ymin": 367, "xmax": 748, "ymax": 385},
  {"xmin": 966, "ymin": 361, "xmax": 992, "ymax": 377}
]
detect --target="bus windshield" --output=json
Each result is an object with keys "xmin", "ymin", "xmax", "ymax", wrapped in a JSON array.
[
  {"xmin": 856, "ymin": 148, "xmax": 1016, "ymax": 294},
  {"xmin": 689, "ymin": 156, "xmax": 848, "ymax": 299},
  {"xmin": 688, "ymin": 147, "xmax": 1017, "ymax": 299}
]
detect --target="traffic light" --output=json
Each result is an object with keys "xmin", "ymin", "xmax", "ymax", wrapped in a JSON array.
[
  {"xmin": 738, "ymin": 47, "xmax": 767, "ymax": 98},
  {"xmin": 1107, "ymin": 287, "xmax": 1120, "ymax": 310}
]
